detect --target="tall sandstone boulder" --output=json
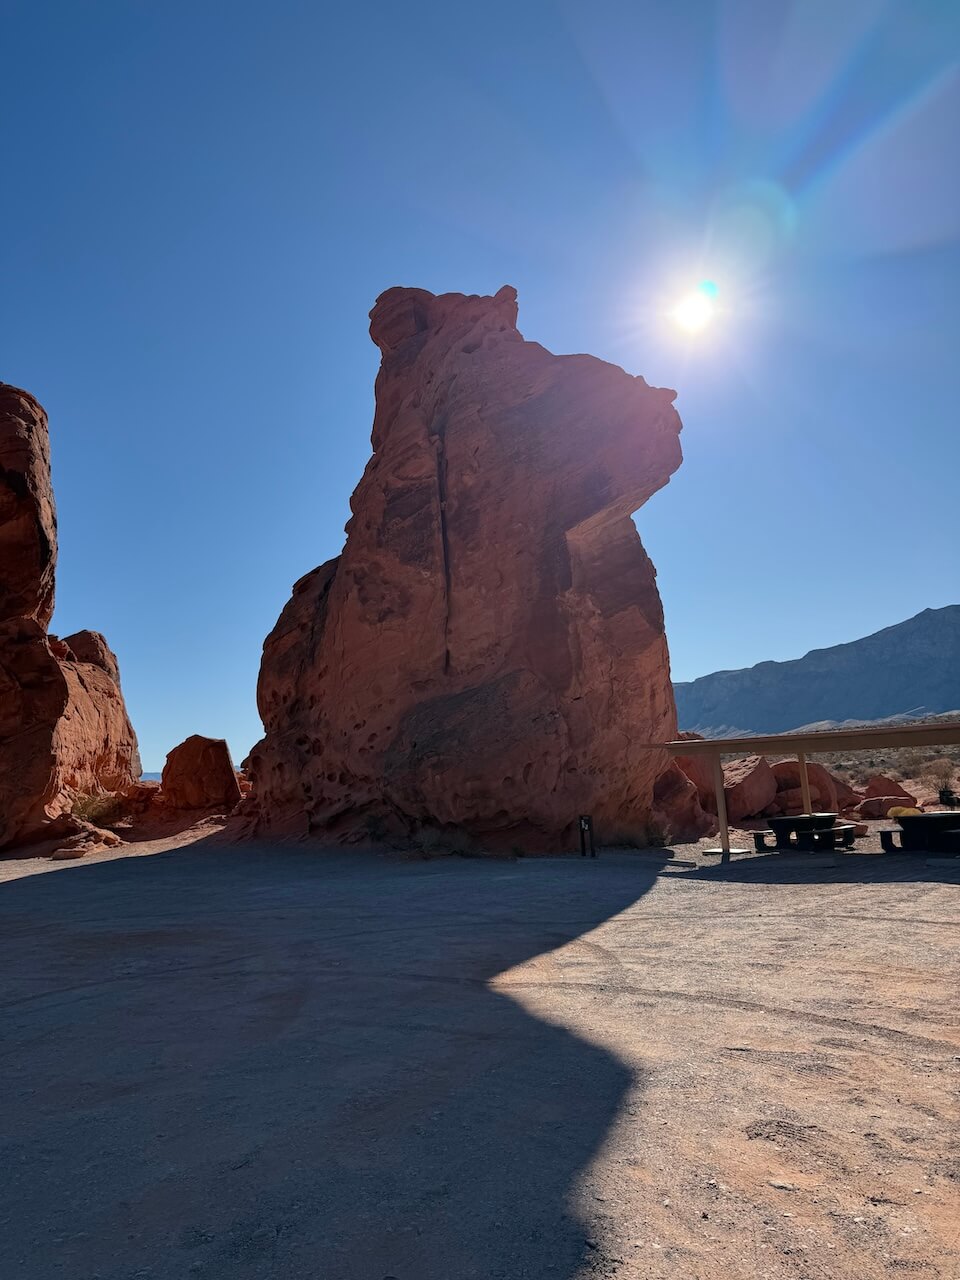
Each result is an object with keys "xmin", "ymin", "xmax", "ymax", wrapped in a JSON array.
[
  {"xmin": 248, "ymin": 286, "xmax": 710, "ymax": 850},
  {"xmin": 162, "ymin": 735, "xmax": 242, "ymax": 811},
  {"xmin": 0, "ymin": 383, "xmax": 140, "ymax": 848}
]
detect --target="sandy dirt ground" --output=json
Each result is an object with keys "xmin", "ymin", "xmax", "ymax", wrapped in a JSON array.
[{"xmin": 2, "ymin": 826, "xmax": 958, "ymax": 1280}]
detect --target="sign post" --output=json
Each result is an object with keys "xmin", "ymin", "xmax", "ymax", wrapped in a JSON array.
[{"xmin": 579, "ymin": 815, "xmax": 596, "ymax": 858}]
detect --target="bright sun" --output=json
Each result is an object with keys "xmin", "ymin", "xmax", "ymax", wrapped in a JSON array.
[{"xmin": 670, "ymin": 280, "xmax": 719, "ymax": 334}]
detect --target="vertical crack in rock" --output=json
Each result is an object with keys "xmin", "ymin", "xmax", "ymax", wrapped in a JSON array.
[
  {"xmin": 247, "ymin": 286, "xmax": 711, "ymax": 850},
  {"xmin": 434, "ymin": 419, "xmax": 454, "ymax": 675}
]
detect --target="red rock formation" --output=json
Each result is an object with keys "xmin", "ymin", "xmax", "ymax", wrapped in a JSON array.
[
  {"xmin": 0, "ymin": 622, "xmax": 141, "ymax": 849},
  {"xmin": 677, "ymin": 748, "xmax": 854, "ymax": 823},
  {"xmin": 49, "ymin": 821, "xmax": 123, "ymax": 860},
  {"xmin": 832, "ymin": 775, "xmax": 862, "ymax": 812},
  {"xmin": 723, "ymin": 755, "xmax": 776, "ymax": 822},
  {"xmin": 0, "ymin": 382, "xmax": 141, "ymax": 849},
  {"xmin": 61, "ymin": 629, "xmax": 121, "ymax": 684},
  {"xmin": 0, "ymin": 617, "xmax": 69, "ymax": 845},
  {"xmin": 857, "ymin": 796, "xmax": 916, "ymax": 819},
  {"xmin": 122, "ymin": 779, "xmax": 162, "ymax": 814},
  {"xmin": 248, "ymin": 286, "xmax": 710, "ymax": 850},
  {"xmin": 675, "ymin": 732, "xmax": 717, "ymax": 814},
  {"xmin": 9, "ymin": 810, "xmax": 124, "ymax": 859},
  {"xmin": 0, "ymin": 385, "xmax": 56, "ymax": 626},
  {"xmin": 652, "ymin": 762, "xmax": 711, "ymax": 840},
  {"xmin": 769, "ymin": 760, "xmax": 839, "ymax": 815},
  {"xmin": 162, "ymin": 735, "xmax": 242, "ymax": 811},
  {"xmin": 864, "ymin": 775, "xmax": 917, "ymax": 805}
]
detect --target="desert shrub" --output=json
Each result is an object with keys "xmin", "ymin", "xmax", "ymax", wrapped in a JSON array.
[
  {"xmin": 922, "ymin": 758, "xmax": 956, "ymax": 791},
  {"xmin": 71, "ymin": 792, "xmax": 125, "ymax": 827},
  {"xmin": 899, "ymin": 749, "xmax": 925, "ymax": 777}
]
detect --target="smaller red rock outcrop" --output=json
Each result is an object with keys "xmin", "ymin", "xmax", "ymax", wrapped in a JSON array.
[
  {"xmin": 864, "ymin": 775, "xmax": 917, "ymax": 805},
  {"xmin": 162, "ymin": 736, "xmax": 242, "ymax": 811},
  {"xmin": 832, "ymin": 775, "xmax": 862, "ymax": 812},
  {"xmin": 119, "ymin": 779, "xmax": 162, "ymax": 815},
  {"xmin": 61, "ymin": 630, "xmax": 121, "ymax": 684},
  {"xmin": 652, "ymin": 762, "xmax": 714, "ymax": 841},
  {"xmin": 9, "ymin": 811, "xmax": 124, "ymax": 860},
  {"xmin": 857, "ymin": 796, "xmax": 915, "ymax": 820},
  {"xmin": 675, "ymin": 733, "xmax": 717, "ymax": 813},
  {"xmin": 769, "ymin": 760, "xmax": 839, "ymax": 815},
  {"xmin": 0, "ymin": 383, "xmax": 141, "ymax": 850},
  {"xmin": 0, "ymin": 618, "xmax": 140, "ymax": 847},
  {"xmin": 723, "ymin": 756, "xmax": 777, "ymax": 823},
  {"xmin": 50, "ymin": 821, "xmax": 123, "ymax": 860}
]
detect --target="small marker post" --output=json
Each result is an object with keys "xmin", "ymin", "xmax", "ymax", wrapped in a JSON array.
[{"xmin": 579, "ymin": 815, "xmax": 596, "ymax": 858}]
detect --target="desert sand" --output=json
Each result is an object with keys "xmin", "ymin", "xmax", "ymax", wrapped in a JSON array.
[{"xmin": 3, "ymin": 830, "xmax": 957, "ymax": 1279}]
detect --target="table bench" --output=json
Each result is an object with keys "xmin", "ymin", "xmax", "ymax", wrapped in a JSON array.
[
  {"xmin": 754, "ymin": 822, "xmax": 857, "ymax": 853},
  {"xmin": 881, "ymin": 812, "xmax": 960, "ymax": 855}
]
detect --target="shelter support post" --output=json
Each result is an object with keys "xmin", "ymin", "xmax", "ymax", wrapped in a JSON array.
[
  {"xmin": 711, "ymin": 751, "xmax": 732, "ymax": 864},
  {"xmin": 797, "ymin": 751, "xmax": 814, "ymax": 816}
]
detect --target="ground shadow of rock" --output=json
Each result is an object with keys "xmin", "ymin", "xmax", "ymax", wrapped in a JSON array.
[{"xmin": 1, "ymin": 844, "xmax": 663, "ymax": 1279}]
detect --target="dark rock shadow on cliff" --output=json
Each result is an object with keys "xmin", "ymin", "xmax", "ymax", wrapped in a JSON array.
[{"xmin": 0, "ymin": 843, "xmax": 663, "ymax": 1280}]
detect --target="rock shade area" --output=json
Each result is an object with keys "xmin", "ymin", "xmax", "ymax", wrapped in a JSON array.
[
  {"xmin": 247, "ymin": 285, "xmax": 711, "ymax": 851},
  {"xmin": 0, "ymin": 383, "xmax": 141, "ymax": 850}
]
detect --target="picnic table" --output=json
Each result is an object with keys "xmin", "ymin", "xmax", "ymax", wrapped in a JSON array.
[
  {"xmin": 754, "ymin": 813, "xmax": 857, "ymax": 853},
  {"xmin": 880, "ymin": 812, "xmax": 960, "ymax": 855},
  {"xmin": 648, "ymin": 721, "xmax": 960, "ymax": 864}
]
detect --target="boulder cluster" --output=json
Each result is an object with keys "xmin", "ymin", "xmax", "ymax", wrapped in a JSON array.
[
  {"xmin": 675, "ymin": 737, "xmax": 919, "ymax": 823},
  {"xmin": 122, "ymin": 735, "xmax": 246, "ymax": 822}
]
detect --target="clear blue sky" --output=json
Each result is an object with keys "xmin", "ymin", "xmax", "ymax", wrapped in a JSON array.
[{"xmin": 3, "ymin": 1, "xmax": 958, "ymax": 770}]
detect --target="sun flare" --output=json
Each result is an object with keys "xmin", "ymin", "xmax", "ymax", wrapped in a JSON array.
[{"xmin": 670, "ymin": 280, "xmax": 719, "ymax": 334}]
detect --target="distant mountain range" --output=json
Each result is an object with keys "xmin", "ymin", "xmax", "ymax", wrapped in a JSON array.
[{"xmin": 674, "ymin": 605, "xmax": 960, "ymax": 736}]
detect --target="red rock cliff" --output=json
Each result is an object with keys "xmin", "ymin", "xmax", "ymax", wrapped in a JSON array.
[
  {"xmin": 0, "ymin": 383, "xmax": 141, "ymax": 847},
  {"xmin": 247, "ymin": 287, "xmax": 707, "ymax": 849},
  {"xmin": 0, "ymin": 385, "xmax": 56, "ymax": 626}
]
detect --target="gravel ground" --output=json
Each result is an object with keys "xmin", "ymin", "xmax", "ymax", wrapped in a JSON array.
[{"xmin": 2, "ymin": 831, "xmax": 958, "ymax": 1279}]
